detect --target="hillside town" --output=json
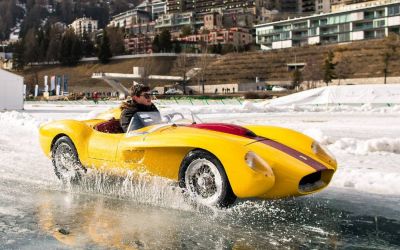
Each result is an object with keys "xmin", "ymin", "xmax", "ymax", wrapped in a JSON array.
[
  {"xmin": 1, "ymin": 1, "xmax": 400, "ymax": 248},
  {"xmin": 1, "ymin": 0, "xmax": 400, "ymax": 97}
]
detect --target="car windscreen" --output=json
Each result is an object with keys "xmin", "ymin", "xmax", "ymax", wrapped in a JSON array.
[{"xmin": 127, "ymin": 112, "xmax": 163, "ymax": 132}]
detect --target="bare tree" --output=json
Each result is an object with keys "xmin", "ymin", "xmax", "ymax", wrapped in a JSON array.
[
  {"xmin": 335, "ymin": 55, "xmax": 354, "ymax": 85},
  {"xmin": 174, "ymin": 53, "xmax": 189, "ymax": 94},
  {"xmin": 138, "ymin": 56, "xmax": 156, "ymax": 86},
  {"xmin": 196, "ymin": 47, "xmax": 214, "ymax": 94},
  {"xmin": 302, "ymin": 56, "xmax": 323, "ymax": 88},
  {"xmin": 382, "ymin": 33, "xmax": 400, "ymax": 84}
]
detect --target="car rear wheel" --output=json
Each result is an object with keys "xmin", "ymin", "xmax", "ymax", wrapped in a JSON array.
[
  {"xmin": 179, "ymin": 150, "xmax": 236, "ymax": 207},
  {"xmin": 52, "ymin": 136, "xmax": 86, "ymax": 184}
]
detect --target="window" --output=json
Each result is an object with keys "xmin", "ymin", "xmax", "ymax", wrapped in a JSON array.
[
  {"xmin": 374, "ymin": 19, "xmax": 385, "ymax": 28},
  {"xmin": 388, "ymin": 5, "xmax": 400, "ymax": 16}
]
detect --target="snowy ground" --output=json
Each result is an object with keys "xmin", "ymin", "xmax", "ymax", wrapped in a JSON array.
[{"xmin": 0, "ymin": 100, "xmax": 399, "ymax": 248}]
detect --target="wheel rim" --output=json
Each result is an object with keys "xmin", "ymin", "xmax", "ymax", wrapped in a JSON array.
[
  {"xmin": 185, "ymin": 159, "xmax": 223, "ymax": 205},
  {"xmin": 54, "ymin": 142, "xmax": 82, "ymax": 182}
]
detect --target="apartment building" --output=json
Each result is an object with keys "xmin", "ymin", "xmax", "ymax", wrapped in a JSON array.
[
  {"xmin": 70, "ymin": 17, "xmax": 98, "ymax": 36},
  {"xmin": 124, "ymin": 35, "xmax": 154, "ymax": 54},
  {"xmin": 315, "ymin": 0, "xmax": 331, "ymax": 14},
  {"xmin": 179, "ymin": 27, "xmax": 253, "ymax": 47},
  {"xmin": 155, "ymin": 12, "xmax": 201, "ymax": 38},
  {"xmin": 166, "ymin": 0, "xmax": 256, "ymax": 14},
  {"xmin": 256, "ymin": 0, "xmax": 400, "ymax": 50},
  {"xmin": 136, "ymin": 0, "xmax": 167, "ymax": 20},
  {"xmin": 109, "ymin": 10, "xmax": 152, "ymax": 30}
]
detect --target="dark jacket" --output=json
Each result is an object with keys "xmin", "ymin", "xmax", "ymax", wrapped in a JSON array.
[{"xmin": 120, "ymin": 100, "xmax": 159, "ymax": 132}]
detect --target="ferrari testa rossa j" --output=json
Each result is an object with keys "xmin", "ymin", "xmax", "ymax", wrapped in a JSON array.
[{"xmin": 39, "ymin": 108, "xmax": 337, "ymax": 207}]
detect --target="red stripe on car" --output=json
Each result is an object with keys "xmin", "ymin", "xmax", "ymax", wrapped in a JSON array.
[{"xmin": 258, "ymin": 139, "xmax": 327, "ymax": 171}]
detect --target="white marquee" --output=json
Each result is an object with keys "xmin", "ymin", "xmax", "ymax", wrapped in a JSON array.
[{"xmin": 0, "ymin": 69, "xmax": 24, "ymax": 110}]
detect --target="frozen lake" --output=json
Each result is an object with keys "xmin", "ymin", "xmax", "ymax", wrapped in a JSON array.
[{"xmin": 0, "ymin": 102, "xmax": 399, "ymax": 249}]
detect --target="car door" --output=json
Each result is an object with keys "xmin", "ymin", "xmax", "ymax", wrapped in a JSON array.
[{"xmin": 87, "ymin": 131, "xmax": 124, "ymax": 162}]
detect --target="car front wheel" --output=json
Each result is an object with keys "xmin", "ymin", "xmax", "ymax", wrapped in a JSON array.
[
  {"xmin": 52, "ymin": 136, "xmax": 86, "ymax": 184},
  {"xmin": 179, "ymin": 150, "xmax": 236, "ymax": 207}
]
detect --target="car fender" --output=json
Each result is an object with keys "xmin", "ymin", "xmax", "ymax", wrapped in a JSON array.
[
  {"xmin": 139, "ymin": 126, "xmax": 276, "ymax": 198},
  {"xmin": 39, "ymin": 120, "xmax": 94, "ymax": 165},
  {"xmin": 244, "ymin": 125, "xmax": 337, "ymax": 169}
]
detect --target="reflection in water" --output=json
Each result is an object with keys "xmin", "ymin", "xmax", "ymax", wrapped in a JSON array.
[{"xmin": 31, "ymin": 172, "xmax": 400, "ymax": 249}]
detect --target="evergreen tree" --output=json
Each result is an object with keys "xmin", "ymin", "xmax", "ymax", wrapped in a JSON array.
[
  {"xmin": 107, "ymin": 27, "xmax": 125, "ymax": 56},
  {"xmin": 59, "ymin": 29, "xmax": 82, "ymax": 66},
  {"xmin": 152, "ymin": 34, "xmax": 160, "ymax": 53},
  {"xmin": 291, "ymin": 68, "xmax": 303, "ymax": 89},
  {"xmin": 216, "ymin": 43, "xmax": 222, "ymax": 54},
  {"xmin": 81, "ymin": 32, "xmax": 95, "ymax": 57},
  {"xmin": 46, "ymin": 26, "xmax": 62, "ymax": 62},
  {"xmin": 98, "ymin": 29, "xmax": 112, "ymax": 64},
  {"xmin": 12, "ymin": 40, "xmax": 26, "ymax": 70},
  {"xmin": 159, "ymin": 29, "xmax": 172, "ymax": 52},
  {"xmin": 174, "ymin": 42, "xmax": 182, "ymax": 53},
  {"xmin": 323, "ymin": 50, "xmax": 336, "ymax": 86},
  {"xmin": 181, "ymin": 25, "xmax": 192, "ymax": 37},
  {"xmin": 23, "ymin": 28, "xmax": 39, "ymax": 64}
]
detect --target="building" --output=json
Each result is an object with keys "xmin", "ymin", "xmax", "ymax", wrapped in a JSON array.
[
  {"xmin": 124, "ymin": 21, "xmax": 156, "ymax": 54},
  {"xmin": 152, "ymin": 0, "xmax": 168, "ymax": 20},
  {"xmin": 136, "ymin": 0, "xmax": 167, "ymax": 20},
  {"xmin": 166, "ymin": 0, "xmax": 256, "ymax": 14},
  {"xmin": 69, "ymin": 17, "xmax": 98, "ymax": 36},
  {"xmin": 0, "ymin": 69, "xmax": 24, "ymax": 110},
  {"xmin": 300, "ymin": 0, "xmax": 316, "ymax": 13},
  {"xmin": 256, "ymin": 0, "xmax": 400, "ymax": 50},
  {"xmin": 180, "ymin": 27, "xmax": 253, "ymax": 47},
  {"xmin": 222, "ymin": 8, "xmax": 255, "ymax": 28},
  {"xmin": 315, "ymin": 0, "xmax": 331, "ymax": 14},
  {"xmin": 331, "ymin": 0, "xmax": 395, "ymax": 12},
  {"xmin": 278, "ymin": 0, "xmax": 300, "ymax": 13},
  {"xmin": 0, "ymin": 52, "xmax": 13, "ymax": 70},
  {"xmin": 204, "ymin": 12, "xmax": 223, "ymax": 30},
  {"xmin": 109, "ymin": 9, "xmax": 152, "ymax": 31},
  {"xmin": 155, "ymin": 12, "xmax": 200, "ymax": 38},
  {"xmin": 124, "ymin": 35, "xmax": 154, "ymax": 54}
]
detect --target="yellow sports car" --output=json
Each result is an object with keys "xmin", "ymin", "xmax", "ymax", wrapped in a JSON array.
[{"xmin": 39, "ymin": 108, "xmax": 337, "ymax": 207}]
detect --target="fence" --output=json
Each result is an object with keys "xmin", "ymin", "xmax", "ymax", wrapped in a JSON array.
[{"xmin": 24, "ymin": 98, "xmax": 264, "ymax": 106}]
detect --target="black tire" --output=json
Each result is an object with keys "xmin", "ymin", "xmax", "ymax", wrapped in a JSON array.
[
  {"xmin": 179, "ymin": 149, "xmax": 236, "ymax": 207},
  {"xmin": 51, "ymin": 136, "xmax": 86, "ymax": 184}
]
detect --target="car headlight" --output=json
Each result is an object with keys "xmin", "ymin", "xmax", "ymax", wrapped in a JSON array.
[
  {"xmin": 245, "ymin": 151, "xmax": 274, "ymax": 177},
  {"xmin": 311, "ymin": 141, "xmax": 336, "ymax": 163}
]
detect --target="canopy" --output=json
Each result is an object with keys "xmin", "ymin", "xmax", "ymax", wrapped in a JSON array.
[{"xmin": 0, "ymin": 69, "xmax": 24, "ymax": 110}]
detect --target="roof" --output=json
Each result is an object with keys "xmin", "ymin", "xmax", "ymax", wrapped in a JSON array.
[
  {"xmin": 255, "ymin": 0, "xmax": 400, "ymax": 28},
  {"xmin": 0, "ymin": 68, "xmax": 24, "ymax": 81}
]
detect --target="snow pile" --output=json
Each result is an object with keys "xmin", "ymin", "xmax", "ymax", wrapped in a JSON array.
[
  {"xmin": 0, "ymin": 111, "xmax": 41, "ymax": 129},
  {"xmin": 301, "ymin": 128, "xmax": 400, "ymax": 195},
  {"xmin": 0, "ymin": 111, "xmax": 56, "ymax": 187},
  {"xmin": 304, "ymin": 128, "xmax": 400, "ymax": 155},
  {"xmin": 331, "ymin": 137, "xmax": 400, "ymax": 155},
  {"xmin": 264, "ymin": 84, "xmax": 400, "ymax": 106},
  {"xmin": 332, "ymin": 165, "xmax": 400, "ymax": 196}
]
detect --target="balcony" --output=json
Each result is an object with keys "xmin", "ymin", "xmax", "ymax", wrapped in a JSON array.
[{"xmin": 353, "ymin": 23, "xmax": 373, "ymax": 31}]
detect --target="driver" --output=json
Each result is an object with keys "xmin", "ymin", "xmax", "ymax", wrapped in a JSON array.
[{"xmin": 120, "ymin": 84, "xmax": 159, "ymax": 132}]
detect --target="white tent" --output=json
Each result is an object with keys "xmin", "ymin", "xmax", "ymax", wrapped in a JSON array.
[{"xmin": 0, "ymin": 69, "xmax": 24, "ymax": 110}]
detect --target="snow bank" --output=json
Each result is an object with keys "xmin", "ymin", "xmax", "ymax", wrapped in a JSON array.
[
  {"xmin": 0, "ymin": 111, "xmax": 41, "ymax": 130},
  {"xmin": 303, "ymin": 128, "xmax": 400, "ymax": 195},
  {"xmin": 331, "ymin": 137, "xmax": 400, "ymax": 155},
  {"xmin": 0, "ymin": 111, "xmax": 57, "ymax": 187},
  {"xmin": 264, "ymin": 84, "xmax": 400, "ymax": 107}
]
